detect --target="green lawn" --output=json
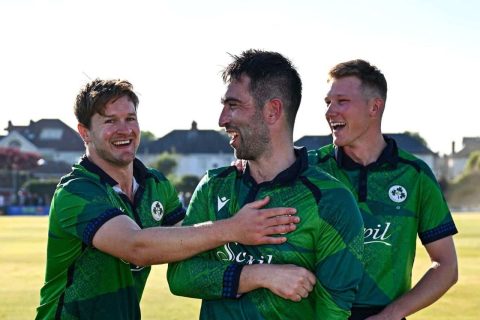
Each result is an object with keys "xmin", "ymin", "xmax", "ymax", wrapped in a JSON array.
[{"xmin": 0, "ymin": 214, "xmax": 478, "ymax": 319}]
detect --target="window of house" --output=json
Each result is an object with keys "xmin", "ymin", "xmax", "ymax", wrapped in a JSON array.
[
  {"xmin": 8, "ymin": 140, "xmax": 21, "ymax": 148},
  {"xmin": 39, "ymin": 128, "xmax": 63, "ymax": 140}
]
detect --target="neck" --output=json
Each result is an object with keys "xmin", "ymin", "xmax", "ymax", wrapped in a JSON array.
[
  {"xmin": 343, "ymin": 134, "xmax": 387, "ymax": 166},
  {"xmin": 86, "ymin": 153, "xmax": 135, "ymax": 200},
  {"xmin": 248, "ymin": 139, "xmax": 295, "ymax": 184}
]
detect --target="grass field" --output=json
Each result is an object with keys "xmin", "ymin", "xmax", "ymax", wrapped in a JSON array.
[{"xmin": 0, "ymin": 214, "xmax": 478, "ymax": 319}]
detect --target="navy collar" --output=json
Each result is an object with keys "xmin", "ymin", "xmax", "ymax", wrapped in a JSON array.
[
  {"xmin": 79, "ymin": 155, "xmax": 149, "ymax": 187},
  {"xmin": 242, "ymin": 147, "xmax": 309, "ymax": 187},
  {"xmin": 334, "ymin": 136, "xmax": 399, "ymax": 170}
]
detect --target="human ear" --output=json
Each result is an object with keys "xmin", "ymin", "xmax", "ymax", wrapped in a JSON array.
[
  {"xmin": 77, "ymin": 123, "xmax": 90, "ymax": 143},
  {"xmin": 264, "ymin": 98, "xmax": 282, "ymax": 124},
  {"xmin": 370, "ymin": 98, "xmax": 384, "ymax": 117}
]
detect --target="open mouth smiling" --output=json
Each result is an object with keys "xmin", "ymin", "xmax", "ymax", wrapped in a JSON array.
[
  {"xmin": 330, "ymin": 122, "xmax": 346, "ymax": 131},
  {"xmin": 112, "ymin": 139, "xmax": 132, "ymax": 147}
]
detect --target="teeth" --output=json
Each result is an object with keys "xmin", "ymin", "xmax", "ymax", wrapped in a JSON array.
[
  {"xmin": 226, "ymin": 131, "xmax": 238, "ymax": 139},
  {"xmin": 113, "ymin": 140, "xmax": 130, "ymax": 146},
  {"xmin": 331, "ymin": 122, "xmax": 346, "ymax": 129}
]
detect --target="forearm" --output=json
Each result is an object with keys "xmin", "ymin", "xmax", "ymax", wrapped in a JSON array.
[
  {"xmin": 378, "ymin": 260, "xmax": 458, "ymax": 319},
  {"xmin": 167, "ymin": 257, "xmax": 231, "ymax": 299},
  {"xmin": 129, "ymin": 219, "xmax": 235, "ymax": 265}
]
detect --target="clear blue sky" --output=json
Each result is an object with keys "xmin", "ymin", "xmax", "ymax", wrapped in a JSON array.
[{"xmin": 1, "ymin": 0, "xmax": 479, "ymax": 155}]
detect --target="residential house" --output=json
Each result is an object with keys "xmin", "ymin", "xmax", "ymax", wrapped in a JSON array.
[
  {"xmin": 1, "ymin": 119, "xmax": 84, "ymax": 178},
  {"xmin": 295, "ymin": 133, "xmax": 440, "ymax": 177},
  {"xmin": 448, "ymin": 137, "xmax": 480, "ymax": 180},
  {"xmin": 139, "ymin": 121, "xmax": 234, "ymax": 177}
]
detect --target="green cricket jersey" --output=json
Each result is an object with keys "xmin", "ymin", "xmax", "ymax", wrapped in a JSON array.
[
  {"xmin": 308, "ymin": 137, "xmax": 458, "ymax": 308},
  {"xmin": 167, "ymin": 148, "xmax": 364, "ymax": 319},
  {"xmin": 36, "ymin": 156, "xmax": 185, "ymax": 320}
]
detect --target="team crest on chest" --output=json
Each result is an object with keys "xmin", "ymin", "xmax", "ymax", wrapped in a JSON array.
[
  {"xmin": 388, "ymin": 185, "xmax": 407, "ymax": 203},
  {"xmin": 151, "ymin": 201, "xmax": 164, "ymax": 221}
]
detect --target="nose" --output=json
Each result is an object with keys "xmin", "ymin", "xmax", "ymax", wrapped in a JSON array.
[
  {"xmin": 218, "ymin": 105, "xmax": 230, "ymax": 128},
  {"xmin": 325, "ymin": 101, "xmax": 337, "ymax": 119},
  {"xmin": 116, "ymin": 120, "xmax": 133, "ymax": 134}
]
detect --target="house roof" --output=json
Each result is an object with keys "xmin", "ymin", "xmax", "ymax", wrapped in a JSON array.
[
  {"xmin": 452, "ymin": 137, "xmax": 480, "ymax": 158},
  {"xmin": 294, "ymin": 133, "xmax": 436, "ymax": 155},
  {"xmin": 144, "ymin": 122, "xmax": 232, "ymax": 154},
  {"xmin": 5, "ymin": 119, "xmax": 84, "ymax": 152}
]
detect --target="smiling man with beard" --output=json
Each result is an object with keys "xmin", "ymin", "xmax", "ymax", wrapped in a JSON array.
[
  {"xmin": 167, "ymin": 50, "xmax": 364, "ymax": 319},
  {"xmin": 36, "ymin": 79, "xmax": 303, "ymax": 320}
]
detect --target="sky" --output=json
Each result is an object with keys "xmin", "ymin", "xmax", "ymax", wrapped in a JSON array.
[{"xmin": 1, "ymin": 0, "xmax": 479, "ymax": 155}]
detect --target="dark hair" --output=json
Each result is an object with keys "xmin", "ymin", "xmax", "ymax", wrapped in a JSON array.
[
  {"xmin": 222, "ymin": 49, "xmax": 302, "ymax": 130},
  {"xmin": 328, "ymin": 59, "xmax": 387, "ymax": 102},
  {"xmin": 74, "ymin": 79, "xmax": 139, "ymax": 128}
]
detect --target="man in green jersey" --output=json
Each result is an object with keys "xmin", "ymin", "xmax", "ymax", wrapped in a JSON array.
[
  {"xmin": 167, "ymin": 50, "xmax": 364, "ymax": 319},
  {"xmin": 309, "ymin": 59, "xmax": 458, "ymax": 319},
  {"xmin": 36, "ymin": 79, "xmax": 306, "ymax": 319}
]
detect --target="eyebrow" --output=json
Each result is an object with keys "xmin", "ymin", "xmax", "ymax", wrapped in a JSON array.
[
  {"xmin": 102, "ymin": 112, "xmax": 137, "ymax": 118},
  {"xmin": 220, "ymin": 96, "xmax": 242, "ymax": 104}
]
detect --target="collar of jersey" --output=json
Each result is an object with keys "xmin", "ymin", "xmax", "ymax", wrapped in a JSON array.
[
  {"xmin": 242, "ymin": 146, "xmax": 308, "ymax": 187},
  {"xmin": 78, "ymin": 155, "xmax": 149, "ymax": 187},
  {"xmin": 334, "ymin": 135, "xmax": 399, "ymax": 170}
]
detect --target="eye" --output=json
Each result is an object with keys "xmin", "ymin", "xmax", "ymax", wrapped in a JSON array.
[
  {"xmin": 224, "ymin": 102, "xmax": 236, "ymax": 110},
  {"xmin": 104, "ymin": 119, "xmax": 115, "ymax": 124},
  {"xmin": 127, "ymin": 116, "xmax": 137, "ymax": 122}
]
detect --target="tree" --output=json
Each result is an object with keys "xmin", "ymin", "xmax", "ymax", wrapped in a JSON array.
[
  {"xmin": 141, "ymin": 130, "xmax": 156, "ymax": 142},
  {"xmin": 0, "ymin": 147, "xmax": 41, "ymax": 170},
  {"xmin": 151, "ymin": 152, "xmax": 178, "ymax": 176},
  {"xmin": 465, "ymin": 151, "xmax": 480, "ymax": 174},
  {"xmin": 404, "ymin": 131, "xmax": 428, "ymax": 147},
  {"xmin": 175, "ymin": 175, "xmax": 200, "ymax": 194}
]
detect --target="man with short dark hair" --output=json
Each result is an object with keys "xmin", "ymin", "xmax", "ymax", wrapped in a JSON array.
[
  {"xmin": 36, "ymin": 78, "xmax": 302, "ymax": 319},
  {"xmin": 167, "ymin": 50, "xmax": 364, "ymax": 319},
  {"xmin": 309, "ymin": 59, "xmax": 458, "ymax": 319}
]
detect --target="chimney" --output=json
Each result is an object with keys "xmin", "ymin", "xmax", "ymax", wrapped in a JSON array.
[{"xmin": 451, "ymin": 141, "xmax": 455, "ymax": 154}]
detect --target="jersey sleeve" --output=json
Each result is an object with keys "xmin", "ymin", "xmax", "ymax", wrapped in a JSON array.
[
  {"xmin": 314, "ymin": 186, "xmax": 364, "ymax": 319},
  {"xmin": 417, "ymin": 169, "xmax": 458, "ymax": 244},
  {"xmin": 167, "ymin": 175, "xmax": 235, "ymax": 299},
  {"xmin": 52, "ymin": 178, "xmax": 126, "ymax": 246}
]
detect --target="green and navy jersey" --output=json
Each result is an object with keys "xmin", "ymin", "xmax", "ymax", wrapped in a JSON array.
[
  {"xmin": 36, "ymin": 156, "xmax": 185, "ymax": 320},
  {"xmin": 308, "ymin": 137, "xmax": 458, "ymax": 308},
  {"xmin": 167, "ymin": 147, "xmax": 364, "ymax": 320}
]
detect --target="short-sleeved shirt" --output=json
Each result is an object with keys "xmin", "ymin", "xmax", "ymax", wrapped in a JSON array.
[
  {"xmin": 308, "ymin": 137, "xmax": 458, "ymax": 307},
  {"xmin": 36, "ymin": 156, "xmax": 185, "ymax": 320},
  {"xmin": 167, "ymin": 147, "xmax": 364, "ymax": 319}
]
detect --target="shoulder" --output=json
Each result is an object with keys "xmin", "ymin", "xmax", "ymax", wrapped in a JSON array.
[
  {"xmin": 302, "ymin": 165, "xmax": 357, "ymax": 207},
  {"xmin": 308, "ymin": 144, "xmax": 335, "ymax": 164},
  {"xmin": 203, "ymin": 165, "xmax": 238, "ymax": 182},
  {"xmin": 145, "ymin": 167, "xmax": 170, "ymax": 182},
  {"xmin": 397, "ymin": 148, "xmax": 437, "ymax": 180},
  {"xmin": 56, "ymin": 165, "xmax": 105, "ymax": 196}
]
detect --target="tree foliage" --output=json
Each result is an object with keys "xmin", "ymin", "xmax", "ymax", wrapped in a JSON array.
[
  {"xmin": 465, "ymin": 151, "xmax": 480, "ymax": 174},
  {"xmin": 175, "ymin": 175, "xmax": 200, "ymax": 194},
  {"xmin": 141, "ymin": 131, "xmax": 156, "ymax": 142},
  {"xmin": 151, "ymin": 152, "xmax": 178, "ymax": 176},
  {"xmin": 404, "ymin": 131, "xmax": 428, "ymax": 147},
  {"xmin": 0, "ymin": 147, "xmax": 41, "ymax": 170},
  {"xmin": 23, "ymin": 179, "xmax": 58, "ymax": 199}
]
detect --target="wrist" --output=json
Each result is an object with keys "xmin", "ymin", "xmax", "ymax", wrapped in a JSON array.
[{"xmin": 213, "ymin": 218, "xmax": 236, "ymax": 244}]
